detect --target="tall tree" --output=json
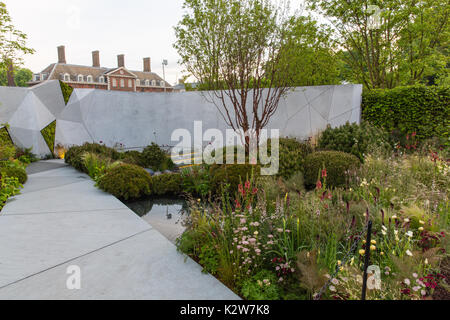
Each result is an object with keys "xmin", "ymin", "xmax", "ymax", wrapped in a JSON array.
[
  {"xmin": 175, "ymin": 0, "xmax": 308, "ymax": 146},
  {"xmin": 0, "ymin": 1, "xmax": 34, "ymax": 87},
  {"xmin": 307, "ymin": 0, "xmax": 449, "ymax": 89}
]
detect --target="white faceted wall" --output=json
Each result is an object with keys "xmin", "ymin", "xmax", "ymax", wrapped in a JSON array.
[
  {"xmin": 55, "ymin": 84, "xmax": 362, "ymax": 149},
  {"xmin": 0, "ymin": 81, "xmax": 66, "ymax": 157}
]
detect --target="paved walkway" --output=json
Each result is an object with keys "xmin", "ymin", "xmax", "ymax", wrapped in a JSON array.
[{"xmin": 0, "ymin": 160, "xmax": 239, "ymax": 300}]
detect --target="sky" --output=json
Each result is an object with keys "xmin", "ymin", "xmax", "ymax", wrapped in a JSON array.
[{"xmin": 3, "ymin": 0, "xmax": 306, "ymax": 85}]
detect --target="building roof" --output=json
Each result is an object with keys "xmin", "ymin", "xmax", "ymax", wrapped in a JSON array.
[{"xmin": 35, "ymin": 63, "xmax": 171, "ymax": 87}]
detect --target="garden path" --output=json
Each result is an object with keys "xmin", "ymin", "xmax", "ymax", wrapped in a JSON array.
[{"xmin": 0, "ymin": 160, "xmax": 239, "ymax": 300}]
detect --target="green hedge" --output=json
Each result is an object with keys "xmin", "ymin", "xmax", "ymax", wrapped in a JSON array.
[
  {"xmin": 152, "ymin": 173, "xmax": 183, "ymax": 196},
  {"xmin": 362, "ymin": 86, "xmax": 449, "ymax": 143}
]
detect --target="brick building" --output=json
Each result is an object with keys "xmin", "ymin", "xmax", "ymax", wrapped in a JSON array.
[{"xmin": 28, "ymin": 46, "xmax": 173, "ymax": 92}]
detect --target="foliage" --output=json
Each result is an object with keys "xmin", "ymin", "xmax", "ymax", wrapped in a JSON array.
[
  {"xmin": 198, "ymin": 244, "xmax": 220, "ymax": 275},
  {"xmin": 181, "ymin": 166, "xmax": 211, "ymax": 198},
  {"xmin": 0, "ymin": 165, "xmax": 27, "ymax": 184},
  {"xmin": 15, "ymin": 147, "xmax": 38, "ymax": 164},
  {"xmin": 362, "ymin": 86, "xmax": 450, "ymax": 146},
  {"xmin": 241, "ymin": 270, "xmax": 280, "ymax": 300},
  {"xmin": 0, "ymin": 2, "xmax": 34, "ymax": 85},
  {"xmin": 65, "ymin": 143, "xmax": 121, "ymax": 173},
  {"xmin": 41, "ymin": 121, "xmax": 56, "ymax": 156},
  {"xmin": 318, "ymin": 122, "xmax": 391, "ymax": 162},
  {"xmin": 266, "ymin": 138, "xmax": 313, "ymax": 179},
  {"xmin": 97, "ymin": 164, "xmax": 153, "ymax": 200},
  {"xmin": 140, "ymin": 143, "xmax": 174, "ymax": 171},
  {"xmin": 0, "ymin": 67, "xmax": 32, "ymax": 87},
  {"xmin": 59, "ymin": 81, "xmax": 73, "ymax": 104},
  {"xmin": 0, "ymin": 174, "xmax": 21, "ymax": 210},
  {"xmin": 120, "ymin": 150, "xmax": 142, "ymax": 166},
  {"xmin": 307, "ymin": 0, "xmax": 449, "ymax": 89},
  {"xmin": 304, "ymin": 151, "xmax": 360, "ymax": 188},
  {"xmin": 174, "ymin": 0, "xmax": 309, "ymax": 145},
  {"xmin": 0, "ymin": 126, "xmax": 15, "ymax": 159},
  {"xmin": 152, "ymin": 173, "xmax": 183, "ymax": 196},
  {"xmin": 209, "ymin": 164, "xmax": 259, "ymax": 196}
]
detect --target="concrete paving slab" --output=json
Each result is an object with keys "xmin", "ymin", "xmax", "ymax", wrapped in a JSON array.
[
  {"xmin": 26, "ymin": 161, "xmax": 69, "ymax": 175},
  {"xmin": 3, "ymin": 180, "xmax": 125, "ymax": 215},
  {"xmin": 0, "ymin": 209, "xmax": 151, "ymax": 288},
  {"xmin": 0, "ymin": 230, "xmax": 239, "ymax": 300}
]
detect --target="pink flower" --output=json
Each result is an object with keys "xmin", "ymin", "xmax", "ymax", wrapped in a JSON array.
[{"xmin": 316, "ymin": 180, "xmax": 322, "ymax": 190}]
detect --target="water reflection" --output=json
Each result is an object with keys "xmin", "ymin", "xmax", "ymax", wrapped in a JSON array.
[{"xmin": 124, "ymin": 198, "xmax": 188, "ymax": 244}]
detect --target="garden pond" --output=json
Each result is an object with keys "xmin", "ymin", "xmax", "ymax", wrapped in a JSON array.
[{"xmin": 124, "ymin": 198, "xmax": 189, "ymax": 244}]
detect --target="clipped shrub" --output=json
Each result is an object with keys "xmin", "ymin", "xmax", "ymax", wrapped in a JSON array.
[
  {"xmin": 97, "ymin": 164, "xmax": 152, "ymax": 200},
  {"xmin": 141, "ymin": 143, "xmax": 175, "ymax": 171},
  {"xmin": 1, "ymin": 166, "xmax": 27, "ymax": 184},
  {"xmin": 304, "ymin": 151, "xmax": 360, "ymax": 188},
  {"xmin": 318, "ymin": 122, "xmax": 391, "ymax": 162},
  {"xmin": 209, "ymin": 164, "xmax": 259, "ymax": 195},
  {"xmin": 152, "ymin": 173, "xmax": 183, "ymax": 196},
  {"xmin": 0, "ymin": 127, "xmax": 16, "ymax": 160},
  {"xmin": 362, "ymin": 85, "xmax": 450, "ymax": 145},
  {"xmin": 264, "ymin": 138, "xmax": 313, "ymax": 179}
]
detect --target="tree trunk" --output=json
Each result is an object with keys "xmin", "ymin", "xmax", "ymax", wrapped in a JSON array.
[{"xmin": 7, "ymin": 61, "xmax": 15, "ymax": 87}]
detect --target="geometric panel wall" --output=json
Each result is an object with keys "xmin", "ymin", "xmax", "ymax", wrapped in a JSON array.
[{"xmin": 0, "ymin": 80, "xmax": 66, "ymax": 157}]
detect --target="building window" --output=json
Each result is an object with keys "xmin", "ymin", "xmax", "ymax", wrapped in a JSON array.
[
  {"xmin": 151, "ymin": 80, "xmax": 156, "ymax": 86},
  {"xmin": 128, "ymin": 79, "xmax": 133, "ymax": 88},
  {"xmin": 87, "ymin": 75, "xmax": 93, "ymax": 83},
  {"xmin": 78, "ymin": 75, "xmax": 84, "ymax": 82},
  {"xmin": 160, "ymin": 80, "xmax": 165, "ymax": 87},
  {"xmin": 145, "ymin": 80, "xmax": 150, "ymax": 86},
  {"xmin": 120, "ymin": 79, "xmax": 125, "ymax": 88},
  {"xmin": 136, "ymin": 79, "xmax": 140, "ymax": 86},
  {"xmin": 99, "ymin": 76, "xmax": 105, "ymax": 83},
  {"xmin": 41, "ymin": 74, "xmax": 46, "ymax": 81},
  {"xmin": 112, "ymin": 78, "xmax": 117, "ymax": 87},
  {"xmin": 64, "ymin": 74, "xmax": 70, "ymax": 82}
]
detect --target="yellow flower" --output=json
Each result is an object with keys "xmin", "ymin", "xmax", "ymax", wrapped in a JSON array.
[
  {"xmin": 419, "ymin": 220, "xmax": 425, "ymax": 225},
  {"xmin": 371, "ymin": 240, "xmax": 377, "ymax": 245},
  {"xmin": 392, "ymin": 215, "xmax": 397, "ymax": 220},
  {"xmin": 380, "ymin": 252, "xmax": 384, "ymax": 256},
  {"xmin": 370, "ymin": 245, "xmax": 377, "ymax": 251},
  {"xmin": 359, "ymin": 249, "xmax": 366, "ymax": 255},
  {"xmin": 419, "ymin": 227, "xmax": 424, "ymax": 231},
  {"xmin": 363, "ymin": 240, "xmax": 367, "ymax": 244},
  {"xmin": 337, "ymin": 260, "xmax": 342, "ymax": 266}
]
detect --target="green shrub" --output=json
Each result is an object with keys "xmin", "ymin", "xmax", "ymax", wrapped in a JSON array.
[
  {"xmin": 65, "ymin": 143, "xmax": 121, "ymax": 173},
  {"xmin": 241, "ymin": 270, "xmax": 280, "ymax": 300},
  {"xmin": 0, "ymin": 126, "xmax": 16, "ymax": 160},
  {"xmin": 304, "ymin": 151, "xmax": 360, "ymax": 188},
  {"xmin": 0, "ymin": 166, "xmax": 27, "ymax": 184},
  {"xmin": 209, "ymin": 164, "xmax": 259, "ymax": 195},
  {"xmin": 141, "ymin": 143, "xmax": 175, "ymax": 171},
  {"xmin": 181, "ymin": 166, "xmax": 211, "ymax": 198},
  {"xmin": 318, "ymin": 122, "xmax": 391, "ymax": 162},
  {"xmin": 97, "ymin": 164, "xmax": 153, "ymax": 200},
  {"xmin": 120, "ymin": 150, "xmax": 142, "ymax": 165},
  {"xmin": 362, "ymin": 85, "xmax": 450, "ymax": 146},
  {"xmin": 0, "ymin": 175, "xmax": 22, "ymax": 211},
  {"xmin": 264, "ymin": 138, "xmax": 313, "ymax": 179},
  {"xmin": 152, "ymin": 173, "xmax": 183, "ymax": 196}
]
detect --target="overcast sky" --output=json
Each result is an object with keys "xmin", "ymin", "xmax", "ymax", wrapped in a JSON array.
[{"xmin": 3, "ymin": 0, "xmax": 306, "ymax": 85}]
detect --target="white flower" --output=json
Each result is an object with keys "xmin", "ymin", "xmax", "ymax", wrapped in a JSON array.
[
  {"xmin": 412, "ymin": 273, "xmax": 418, "ymax": 278},
  {"xmin": 421, "ymin": 290, "xmax": 426, "ymax": 296},
  {"xmin": 406, "ymin": 231, "xmax": 413, "ymax": 237},
  {"xmin": 404, "ymin": 218, "xmax": 410, "ymax": 223},
  {"xmin": 329, "ymin": 285, "xmax": 336, "ymax": 292},
  {"xmin": 382, "ymin": 225, "xmax": 387, "ymax": 231},
  {"xmin": 413, "ymin": 286, "xmax": 420, "ymax": 292},
  {"xmin": 406, "ymin": 250, "xmax": 413, "ymax": 257},
  {"xmin": 404, "ymin": 278, "xmax": 411, "ymax": 285},
  {"xmin": 382, "ymin": 230, "xmax": 387, "ymax": 236}
]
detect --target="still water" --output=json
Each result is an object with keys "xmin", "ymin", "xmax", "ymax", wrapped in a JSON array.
[{"xmin": 124, "ymin": 198, "xmax": 188, "ymax": 244}]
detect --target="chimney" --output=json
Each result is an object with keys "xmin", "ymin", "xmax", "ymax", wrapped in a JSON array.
[
  {"xmin": 143, "ymin": 57, "xmax": 151, "ymax": 72},
  {"xmin": 92, "ymin": 50, "xmax": 100, "ymax": 67},
  {"xmin": 117, "ymin": 54, "xmax": 125, "ymax": 68},
  {"xmin": 57, "ymin": 46, "xmax": 66, "ymax": 64}
]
